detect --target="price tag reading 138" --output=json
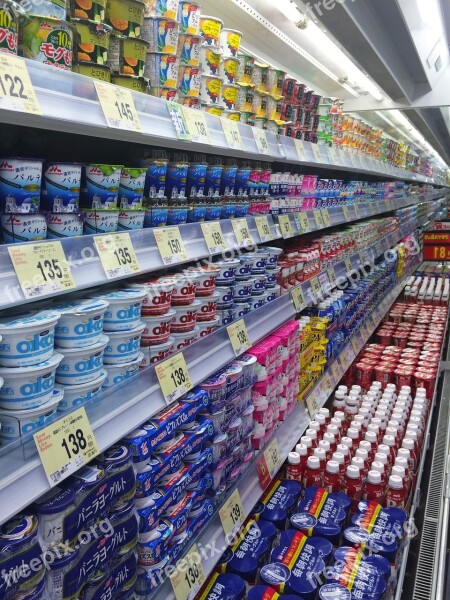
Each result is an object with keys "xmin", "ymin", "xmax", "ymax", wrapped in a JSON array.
[
  {"xmin": 94, "ymin": 233, "xmax": 140, "ymax": 279},
  {"xmin": 154, "ymin": 227, "xmax": 188, "ymax": 265},
  {"xmin": 94, "ymin": 81, "xmax": 141, "ymax": 132},
  {"xmin": 170, "ymin": 545, "xmax": 206, "ymax": 600},
  {"xmin": 156, "ymin": 352, "xmax": 193, "ymax": 404},
  {"xmin": 227, "ymin": 319, "xmax": 252, "ymax": 356},
  {"xmin": 0, "ymin": 54, "xmax": 41, "ymax": 114},
  {"xmin": 182, "ymin": 107, "xmax": 212, "ymax": 144}
]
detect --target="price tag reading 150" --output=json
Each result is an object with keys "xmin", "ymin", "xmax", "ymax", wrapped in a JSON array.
[
  {"xmin": 0, "ymin": 54, "xmax": 41, "ymax": 114},
  {"xmin": 94, "ymin": 233, "xmax": 140, "ymax": 279},
  {"xmin": 156, "ymin": 352, "xmax": 193, "ymax": 404},
  {"xmin": 94, "ymin": 81, "xmax": 141, "ymax": 132},
  {"xmin": 154, "ymin": 227, "xmax": 189, "ymax": 265},
  {"xmin": 255, "ymin": 215, "xmax": 272, "ymax": 242},
  {"xmin": 201, "ymin": 221, "xmax": 227, "ymax": 254},
  {"xmin": 232, "ymin": 218, "xmax": 254, "ymax": 247}
]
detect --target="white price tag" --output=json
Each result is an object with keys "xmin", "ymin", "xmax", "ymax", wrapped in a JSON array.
[{"xmin": 253, "ymin": 129, "xmax": 271, "ymax": 154}]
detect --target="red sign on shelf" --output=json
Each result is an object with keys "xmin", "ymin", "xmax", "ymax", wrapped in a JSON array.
[{"xmin": 256, "ymin": 454, "xmax": 271, "ymax": 489}]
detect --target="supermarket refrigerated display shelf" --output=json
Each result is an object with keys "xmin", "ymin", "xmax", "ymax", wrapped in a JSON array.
[
  {"xmin": 0, "ymin": 192, "xmax": 442, "ymax": 310},
  {"xmin": 0, "ymin": 204, "xmax": 439, "ymax": 526},
  {"xmin": 143, "ymin": 261, "xmax": 421, "ymax": 600},
  {"xmin": 1, "ymin": 59, "xmax": 446, "ymax": 186}
]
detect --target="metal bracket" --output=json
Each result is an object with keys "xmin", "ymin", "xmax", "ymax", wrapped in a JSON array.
[{"xmin": 444, "ymin": 455, "xmax": 450, "ymax": 499}]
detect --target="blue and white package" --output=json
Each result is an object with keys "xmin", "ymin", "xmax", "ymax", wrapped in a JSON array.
[
  {"xmin": 165, "ymin": 162, "xmax": 188, "ymax": 199},
  {"xmin": 54, "ymin": 300, "xmax": 109, "ymax": 349},
  {"xmin": 251, "ymin": 479, "xmax": 302, "ymax": 530},
  {"xmin": 0, "ymin": 158, "xmax": 43, "ymax": 213},
  {"xmin": 81, "ymin": 164, "xmax": 122, "ymax": 210},
  {"xmin": 119, "ymin": 167, "xmax": 147, "ymax": 210},
  {"xmin": 220, "ymin": 165, "xmax": 238, "ymax": 196},
  {"xmin": 56, "ymin": 335, "xmax": 108, "ymax": 385},
  {"xmin": 186, "ymin": 162, "xmax": 207, "ymax": 198},
  {"xmin": 41, "ymin": 162, "xmax": 82, "ymax": 213},
  {"xmin": 103, "ymin": 322, "xmax": 145, "ymax": 364},
  {"xmin": 205, "ymin": 164, "xmax": 223, "ymax": 197},
  {"xmin": 143, "ymin": 159, "xmax": 168, "ymax": 198}
]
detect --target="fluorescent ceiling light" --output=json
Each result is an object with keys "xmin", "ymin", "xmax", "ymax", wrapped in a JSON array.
[{"xmin": 277, "ymin": 0, "xmax": 303, "ymax": 22}]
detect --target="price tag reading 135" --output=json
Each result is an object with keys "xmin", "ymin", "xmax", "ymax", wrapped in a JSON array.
[
  {"xmin": 94, "ymin": 233, "xmax": 140, "ymax": 279},
  {"xmin": 0, "ymin": 54, "xmax": 41, "ymax": 114},
  {"xmin": 201, "ymin": 221, "xmax": 226, "ymax": 254},
  {"xmin": 156, "ymin": 352, "xmax": 193, "ymax": 404},
  {"xmin": 34, "ymin": 408, "xmax": 99, "ymax": 486},
  {"xmin": 255, "ymin": 215, "xmax": 272, "ymax": 242},
  {"xmin": 154, "ymin": 227, "xmax": 188, "ymax": 265},
  {"xmin": 219, "ymin": 488, "xmax": 245, "ymax": 538},
  {"xmin": 227, "ymin": 319, "xmax": 252, "ymax": 356},
  {"xmin": 8, "ymin": 241, "xmax": 76, "ymax": 300},
  {"xmin": 170, "ymin": 545, "xmax": 206, "ymax": 600},
  {"xmin": 94, "ymin": 81, "xmax": 141, "ymax": 132}
]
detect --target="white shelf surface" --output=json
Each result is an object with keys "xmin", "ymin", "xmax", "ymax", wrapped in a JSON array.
[{"xmin": 0, "ymin": 203, "xmax": 439, "ymax": 527}]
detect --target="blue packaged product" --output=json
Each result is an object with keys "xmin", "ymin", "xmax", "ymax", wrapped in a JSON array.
[
  {"xmin": 198, "ymin": 573, "xmax": 246, "ymax": 600},
  {"xmin": 144, "ymin": 205, "xmax": 168, "ymax": 227},
  {"xmin": 234, "ymin": 202, "xmax": 249, "ymax": 217},
  {"xmin": 87, "ymin": 553, "xmax": 137, "ymax": 600},
  {"xmin": 187, "ymin": 471, "xmax": 214, "ymax": 494},
  {"xmin": 278, "ymin": 529, "xmax": 333, "ymax": 565},
  {"xmin": 165, "ymin": 162, "xmax": 188, "ymax": 199},
  {"xmin": 144, "ymin": 159, "xmax": 168, "ymax": 198},
  {"xmin": 334, "ymin": 547, "xmax": 391, "ymax": 582},
  {"xmin": 248, "ymin": 586, "xmax": 304, "ymax": 600},
  {"xmin": 186, "ymin": 162, "xmax": 207, "ymax": 197},
  {"xmin": 220, "ymin": 166, "xmax": 238, "ymax": 196},
  {"xmin": 0, "ymin": 158, "xmax": 44, "ymax": 213},
  {"xmin": 81, "ymin": 164, "xmax": 122, "ymax": 210},
  {"xmin": 163, "ymin": 490, "xmax": 196, "ymax": 537},
  {"xmin": 187, "ymin": 204, "xmax": 207, "ymax": 222},
  {"xmin": 252, "ymin": 479, "xmax": 302, "ymax": 530},
  {"xmin": 41, "ymin": 162, "xmax": 82, "ymax": 213},
  {"xmin": 119, "ymin": 167, "xmax": 147, "ymax": 210},
  {"xmin": 292, "ymin": 487, "xmax": 351, "ymax": 544},
  {"xmin": 205, "ymin": 203, "xmax": 221, "ymax": 220},
  {"xmin": 221, "ymin": 202, "xmax": 236, "ymax": 219},
  {"xmin": 0, "ymin": 537, "xmax": 46, "ymax": 600},
  {"xmin": 235, "ymin": 168, "xmax": 251, "ymax": 197},
  {"xmin": 205, "ymin": 164, "xmax": 223, "ymax": 197},
  {"xmin": 167, "ymin": 205, "xmax": 188, "ymax": 225},
  {"xmin": 184, "ymin": 387, "xmax": 210, "ymax": 408},
  {"xmin": 137, "ymin": 521, "xmax": 174, "ymax": 566}
]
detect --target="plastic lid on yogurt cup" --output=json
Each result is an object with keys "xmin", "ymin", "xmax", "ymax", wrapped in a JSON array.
[
  {"xmin": 0, "ymin": 310, "xmax": 61, "ymax": 331},
  {"xmin": 54, "ymin": 299, "xmax": 109, "ymax": 316},
  {"xmin": 34, "ymin": 487, "xmax": 76, "ymax": 515}
]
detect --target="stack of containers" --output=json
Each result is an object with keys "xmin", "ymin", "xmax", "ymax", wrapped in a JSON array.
[{"xmin": 281, "ymin": 79, "xmax": 321, "ymax": 142}]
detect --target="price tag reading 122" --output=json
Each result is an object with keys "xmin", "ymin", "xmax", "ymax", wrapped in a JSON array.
[
  {"xmin": 227, "ymin": 319, "xmax": 252, "ymax": 356},
  {"xmin": 94, "ymin": 81, "xmax": 141, "ymax": 132},
  {"xmin": 156, "ymin": 352, "xmax": 193, "ymax": 404},
  {"xmin": 255, "ymin": 215, "xmax": 272, "ymax": 242},
  {"xmin": 154, "ymin": 227, "xmax": 188, "ymax": 265},
  {"xmin": 170, "ymin": 545, "xmax": 206, "ymax": 600},
  {"xmin": 201, "ymin": 221, "xmax": 226, "ymax": 254},
  {"xmin": 94, "ymin": 233, "xmax": 140, "ymax": 279},
  {"xmin": 8, "ymin": 241, "xmax": 76, "ymax": 300},
  {"xmin": 0, "ymin": 54, "xmax": 41, "ymax": 114},
  {"xmin": 34, "ymin": 408, "xmax": 99, "ymax": 486}
]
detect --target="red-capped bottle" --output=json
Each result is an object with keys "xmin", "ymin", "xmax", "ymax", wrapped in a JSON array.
[
  {"xmin": 363, "ymin": 470, "xmax": 386, "ymax": 504},
  {"xmin": 286, "ymin": 452, "xmax": 303, "ymax": 481},
  {"xmin": 302, "ymin": 456, "xmax": 323, "ymax": 489},
  {"xmin": 385, "ymin": 474, "xmax": 407, "ymax": 509},
  {"xmin": 343, "ymin": 465, "xmax": 363, "ymax": 512},
  {"xmin": 323, "ymin": 460, "xmax": 341, "ymax": 493}
]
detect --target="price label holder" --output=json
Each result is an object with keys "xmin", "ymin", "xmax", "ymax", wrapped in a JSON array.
[
  {"xmin": 296, "ymin": 212, "xmax": 310, "ymax": 233},
  {"xmin": 321, "ymin": 209, "xmax": 332, "ymax": 228},
  {"xmin": 94, "ymin": 80, "xmax": 141, "ymax": 132},
  {"xmin": 94, "ymin": 233, "xmax": 140, "ymax": 279},
  {"xmin": 311, "ymin": 143, "xmax": 322, "ymax": 162},
  {"xmin": 322, "ymin": 373, "xmax": 334, "ymax": 396},
  {"xmin": 182, "ymin": 107, "xmax": 212, "ymax": 144},
  {"xmin": 309, "ymin": 276, "xmax": 322, "ymax": 301},
  {"xmin": 8, "ymin": 241, "xmax": 76, "ymax": 300},
  {"xmin": 201, "ymin": 221, "xmax": 227, "ymax": 254},
  {"xmin": 222, "ymin": 117, "xmax": 244, "ymax": 150},
  {"xmin": 331, "ymin": 361, "xmax": 341, "ymax": 383},
  {"xmin": 351, "ymin": 337, "xmax": 360, "ymax": 355},
  {"xmin": 0, "ymin": 54, "xmax": 41, "ymax": 114},
  {"xmin": 294, "ymin": 138, "xmax": 306, "ymax": 160},
  {"xmin": 313, "ymin": 210, "xmax": 325, "ymax": 229},
  {"xmin": 167, "ymin": 101, "xmax": 191, "ymax": 140},
  {"xmin": 344, "ymin": 257, "xmax": 353, "ymax": 274},
  {"xmin": 342, "ymin": 206, "xmax": 351, "ymax": 222},
  {"xmin": 253, "ymin": 128, "xmax": 271, "ymax": 154},
  {"xmin": 219, "ymin": 488, "xmax": 246, "ymax": 538},
  {"xmin": 264, "ymin": 438, "xmax": 282, "ymax": 479},
  {"xmin": 170, "ymin": 545, "xmax": 206, "ymax": 600},
  {"xmin": 318, "ymin": 271, "xmax": 331, "ymax": 294},
  {"xmin": 354, "ymin": 204, "xmax": 360, "ymax": 219},
  {"xmin": 306, "ymin": 394, "xmax": 320, "ymax": 419},
  {"xmin": 291, "ymin": 286, "xmax": 307, "ymax": 312},
  {"xmin": 232, "ymin": 218, "xmax": 254, "ymax": 247},
  {"xmin": 255, "ymin": 215, "xmax": 273, "ymax": 242},
  {"xmin": 34, "ymin": 407, "xmax": 99, "ymax": 486},
  {"xmin": 155, "ymin": 352, "xmax": 193, "ymax": 404},
  {"xmin": 335, "ymin": 148, "xmax": 344, "ymax": 163},
  {"xmin": 154, "ymin": 227, "xmax": 188, "ymax": 265},
  {"xmin": 327, "ymin": 267, "xmax": 338, "ymax": 289},
  {"xmin": 278, "ymin": 214, "xmax": 294, "ymax": 238},
  {"xmin": 227, "ymin": 319, "xmax": 252, "ymax": 356}
]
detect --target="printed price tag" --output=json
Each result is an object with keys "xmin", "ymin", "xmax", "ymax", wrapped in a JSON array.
[
  {"xmin": 278, "ymin": 214, "xmax": 294, "ymax": 238},
  {"xmin": 167, "ymin": 101, "xmax": 191, "ymax": 140},
  {"xmin": 8, "ymin": 241, "xmax": 76, "ymax": 300},
  {"xmin": 344, "ymin": 258, "xmax": 353, "ymax": 273},
  {"xmin": 294, "ymin": 138, "xmax": 306, "ymax": 160},
  {"xmin": 232, "ymin": 218, "xmax": 254, "ymax": 247},
  {"xmin": 253, "ymin": 128, "xmax": 271, "ymax": 154},
  {"xmin": 182, "ymin": 107, "xmax": 212, "ymax": 144},
  {"xmin": 354, "ymin": 204, "xmax": 360, "ymax": 219},
  {"xmin": 363, "ymin": 322, "xmax": 371, "ymax": 337},
  {"xmin": 201, "ymin": 221, "xmax": 227, "ymax": 254},
  {"xmin": 311, "ymin": 143, "xmax": 322, "ymax": 162},
  {"xmin": 342, "ymin": 206, "xmax": 351, "ymax": 221},
  {"xmin": 264, "ymin": 438, "xmax": 282, "ymax": 478},
  {"xmin": 170, "ymin": 545, "xmax": 206, "ymax": 600},
  {"xmin": 313, "ymin": 210, "xmax": 325, "ymax": 229},
  {"xmin": 321, "ymin": 209, "xmax": 332, "ymax": 228},
  {"xmin": 331, "ymin": 361, "xmax": 341, "ymax": 383},
  {"xmin": 306, "ymin": 395, "xmax": 320, "ymax": 419},
  {"xmin": 255, "ymin": 215, "xmax": 273, "ymax": 242},
  {"xmin": 309, "ymin": 276, "xmax": 322, "ymax": 301},
  {"xmin": 155, "ymin": 352, "xmax": 193, "ymax": 404},
  {"xmin": 328, "ymin": 146, "xmax": 337, "ymax": 163},
  {"xmin": 227, "ymin": 319, "xmax": 252, "ymax": 356},
  {"xmin": 322, "ymin": 373, "xmax": 334, "ymax": 396},
  {"xmin": 154, "ymin": 227, "xmax": 188, "ymax": 265},
  {"xmin": 94, "ymin": 233, "xmax": 140, "ymax": 279},
  {"xmin": 327, "ymin": 267, "xmax": 337, "ymax": 289},
  {"xmin": 296, "ymin": 212, "xmax": 310, "ymax": 232},
  {"xmin": 95, "ymin": 81, "xmax": 141, "ymax": 132},
  {"xmin": 318, "ymin": 271, "xmax": 331, "ymax": 294},
  {"xmin": 291, "ymin": 286, "xmax": 307, "ymax": 312},
  {"xmin": 222, "ymin": 117, "xmax": 244, "ymax": 150},
  {"xmin": 34, "ymin": 408, "xmax": 99, "ymax": 486},
  {"xmin": 219, "ymin": 488, "xmax": 246, "ymax": 537},
  {"xmin": 0, "ymin": 54, "xmax": 41, "ymax": 114},
  {"xmin": 256, "ymin": 453, "xmax": 271, "ymax": 489},
  {"xmin": 351, "ymin": 337, "xmax": 360, "ymax": 354}
]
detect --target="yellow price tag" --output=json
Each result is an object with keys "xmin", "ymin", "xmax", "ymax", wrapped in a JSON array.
[
  {"xmin": 264, "ymin": 438, "xmax": 282, "ymax": 478},
  {"xmin": 182, "ymin": 107, "xmax": 212, "ymax": 144},
  {"xmin": 311, "ymin": 144, "xmax": 322, "ymax": 161},
  {"xmin": 94, "ymin": 233, "xmax": 140, "ymax": 279},
  {"xmin": 331, "ymin": 361, "xmax": 341, "ymax": 383},
  {"xmin": 0, "ymin": 54, "xmax": 41, "ymax": 114},
  {"xmin": 94, "ymin": 80, "xmax": 141, "ymax": 132},
  {"xmin": 154, "ymin": 227, "xmax": 189, "ymax": 265},
  {"xmin": 341, "ymin": 206, "xmax": 350, "ymax": 222},
  {"xmin": 8, "ymin": 241, "xmax": 76, "ymax": 300},
  {"xmin": 306, "ymin": 395, "xmax": 320, "ymax": 418},
  {"xmin": 354, "ymin": 204, "xmax": 360, "ymax": 219},
  {"xmin": 155, "ymin": 352, "xmax": 193, "ymax": 404},
  {"xmin": 327, "ymin": 267, "xmax": 337, "ymax": 289},
  {"xmin": 255, "ymin": 215, "xmax": 272, "ymax": 242},
  {"xmin": 291, "ymin": 286, "xmax": 307, "ymax": 312},
  {"xmin": 34, "ymin": 408, "xmax": 99, "ymax": 486},
  {"xmin": 232, "ymin": 218, "xmax": 254, "ymax": 247},
  {"xmin": 309, "ymin": 276, "xmax": 322, "ymax": 301},
  {"xmin": 221, "ymin": 117, "xmax": 244, "ymax": 150},
  {"xmin": 278, "ymin": 214, "xmax": 294, "ymax": 238},
  {"xmin": 294, "ymin": 138, "xmax": 306, "ymax": 160},
  {"xmin": 351, "ymin": 338, "xmax": 360, "ymax": 354},
  {"xmin": 344, "ymin": 257, "xmax": 353, "ymax": 273},
  {"xmin": 201, "ymin": 222, "xmax": 227, "ymax": 254},
  {"xmin": 227, "ymin": 319, "xmax": 252, "ymax": 356},
  {"xmin": 321, "ymin": 209, "xmax": 332, "ymax": 228},
  {"xmin": 313, "ymin": 210, "xmax": 325, "ymax": 229},
  {"xmin": 296, "ymin": 212, "xmax": 310, "ymax": 232},
  {"xmin": 253, "ymin": 128, "xmax": 271, "ymax": 154},
  {"xmin": 170, "ymin": 545, "xmax": 206, "ymax": 600},
  {"xmin": 219, "ymin": 488, "xmax": 246, "ymax": 537}
]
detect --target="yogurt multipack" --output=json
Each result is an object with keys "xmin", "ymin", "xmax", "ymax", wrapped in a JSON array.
[
  {"xmin": 198, "ymin": 573, "xmax": 246, "ymax": 600},
  {"xmin": 251, "ymin": 479, "xmax": 302, "ymax": 530}
]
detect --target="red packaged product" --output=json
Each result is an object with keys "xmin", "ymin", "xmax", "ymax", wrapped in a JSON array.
[
  {"xmin": 394, "ymin": 367, "xmax": 415, "ymax": 388},
  {"xmin": 354, "ymin": 363, "xmax": 373, "ymax": 388},
  {"xmin": 414, "ymin": 371, "xmax": 436, "ymax": 396},
  {"xmin": 374, "ymin": 364, "xmax": 394, "ymax": 387}
]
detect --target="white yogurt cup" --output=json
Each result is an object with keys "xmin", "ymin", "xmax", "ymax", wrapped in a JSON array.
[
  {"xmin": 54, "ymin": 299, "xmax": 109, "ymax": 348},
  {"xmin": 57, "ymin": 369, "xmax": 107, "ymax": 413},
  {"xmin": 171, "ymin": 326, "xmax": 199, "ymax": 351},
  {"xmin": 170, "ymin": 273, "xmax": 200, "ymax": 305},
  {"xmin": 0, "ymin": 310, "xmax": 61, "ymax": 367},
  {"xmin": 103, "ymin": 352, "xmax": 144, "ymax": 389},
  {"xmin": 191, "ymin": 266, "xmax": 220, "ymax": 297},
  {"xmin": 209, "ymin": 259, "xmax": 240, "ymax": 285},
  {"xmin": 196, "ymin": 316, "xmax": 220, "ymax": 338},
  {"xmin": 130, "ymin": 278, "xmax": 175, "ymax": 316},
  {"xmin": 140, "ymin": 338, "xmax": 174, "ymax": 367},
  {"xmin": 196, "ymin": 292, "xmax": 219, "ymax": 321},
  {"xmin": 56, "ymin": 335, "xmax": 109, "ymax": 385},
  {"xmin": 141, "ymin": 309, "xmax": 176, "ymax": 345},
  {"xmin": 0, "ymin": 388, "xmax": 63, "ymax": 445},
  {"xmin": 103, "ymin": 322, "xmax": 145, "ymax": 365},
  {"xmin": 97, "ymin": 289, "xmax": 146, "ymax": 332},
  {"xmin": 171, "ymin": 300, "xmax": 200, "ymax": 333},
  {"xmin": 0, "ymin": 353, "xmax": 63, "ymax": 410}
]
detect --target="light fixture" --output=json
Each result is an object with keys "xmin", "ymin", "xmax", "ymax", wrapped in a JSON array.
[{"xmin": 277, "ymin": 0, "xmax": 303, "ymax": 23}]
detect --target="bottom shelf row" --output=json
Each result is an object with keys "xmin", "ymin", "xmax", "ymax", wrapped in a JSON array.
[{"xmin": 0, "ymin": 258, "xmax": 447, "ymax": 600}]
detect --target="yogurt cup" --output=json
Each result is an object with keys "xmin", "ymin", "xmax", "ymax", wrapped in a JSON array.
[
  {"xmin": 251, "ymin": 274, "xmax": 266, "ymax": 295},
  {"xmin": 102, "ymin": 352, "xmax": 144, "ymax": 388},
  {"xmin": 261, "ymin": 246, "xmax": 283, "ymax": 268},
  {"xmin": 57, "ymin": 369, "xmax": 107, "ymax": 412},
  {"xmin": 1, "ymin": 213, "xmax": 47, "ymax": 243},
  {"xmin": 33, "ymin": 486, "xmax": 76, "ymax": 546},
  {"xmin": 118, "ymin": 210, "xmax": 145, "ymax": 230},
  {"xmin": 220, "ymin": 56, "xmax": 239, "ymax": 84},
  {"xmin": 220, "ymin": 28, "xmax": 242, "ymax": 57},
  {"xmin": 46, "ymin": 213, "xmax": 84, "ymax": 239},
  {"xmin": 217, "ymin": 304, "xmax": 237, "ymax": 326},
  {"xmin": 103, "ymin": 321, "xmax": 145, "ymax": 364},
  {"xmin": 196, "ymin": 292, "xmax": 220, "ymax": 321},
  {"xmin": 54, "ymin": 299, "xmax": 109, "ymax": 348},
  {"xmin": 0, "ymin": 353, "xmax": 63, "ymax": 410},
  {"xmin": 41, "ymin": 162, "xmax": 82, "ymax": 213},
  {"xmin": 171, "ymin": 326, "xmax": 199, "ymax": 350},
  {"xmin": 97, "ymin": 289, "xmax": 146, "ymax": 332},
  {"xmin": 235, "ymin": 302, "xmax": 250, "ymax": 318},
  {"xmin": 199, "ymin": 73, "xmax": 222, "ymax": 105},
  {"xmin": 171, "ymin": 300, "xmax": 200, "ymax": 333},
  {"xmin": 199, "ymin": 44, "xmax": 221, "ymax": 75},
  {"xmin": 249, "ymin": 295, "xmax": 266, "ymax": 311},
  {"xmin": 145, "ymin": 51, "xmax": 180, "ymax": 89},
  {"xmin": 265, "ymin": 267, "xmax": 280, "ymax": 288},
  {"xmin": 56, "ymin": 335, "xmax": 108, "ymax": 385},
  {"xmin": 22, "ymin": 16, "xmax": 75, "ymax": 70},
  {"xmin": 143, "ymin": 16, "xmax": 179, "ymax": 52},
  {"xmin": 215, "ymin": 285, "xmax": 234, "ymax": 309},
  {"xmin": 0, "ymin": 310, "xmax": 60, "ymax": 367},
  {"xmin": 105, "ymin": 0, "xmax": 145, "ymax": 38},
  {"xmin": 130, "ymin": 278, "xmax": 174, "ymax": 316},
  {"xmin": 221, "ymin": 82, "xmax": 239, "ymax": 110},
  {"xmin": 0, "ymin": 388, "xmax": 63, "ymax": 445},
  {"xmin": 196, "ymin": 316, "xmax": 219, "ymax": 338},
  {"xmin": 143, "ymin": 0, "xmax": 178, "ymax": 18},
  {"xmin": 236, "ymin": 255, "xmax": 253, "ymax": 280},
  {"xmin": 178, "ymin": 1, "xmax": 200, "ymax": 34},
  {"xmin": 81, "ymin": 164, "xmax": 122, "ymax": 210},
  {"xmin": 141, "ymin": 309, "xmax": 176, "ymax": 345},
  {"xmin": 0, "ymin": 514, "xmax": 39, "ymax": 553},
  {"xmin": 69, "ymin": 0, "xmax": 106, "ymax": 21},
  {"xmin": 119, "ymin": 167, "xmax": 147, "ymax": 210},
  {"xmin": 83, "ymin": 210, "xmax": 119, "ymax": 234},
  {"xmin": 140, "ymin": 337, "xmax": 174, "ymax": 367},
  {"xmin": 191, "ymin": 266, "xmax": 220, "ymax": 297},
  {"xmin": 0, "ymin": 1, "xmax": 20, "ymax": 56},
  {"xmin": 177, "ymin": 33, "xmax": 202, "ymax": 66},
  {"xmin": 199, "ymin": 15, "xmax": 223, "ymax": 47},
  {"xmin": 170, "ymin": 273, "xmax": 200, "ymax": 305},
  {"xmin": 246, "ymin": 251, "xmax": 269, "ymax": 273},
  {"xmin": 210, "ymin": 259, "xmax": 240, "ymax": 285},
  {"xmin": 233, "ymin": 280, "xmax": 252, "ymax": 300},
  {"xmin": 178, "ymin": 65, "xmax": 202, "ymax": 96}
]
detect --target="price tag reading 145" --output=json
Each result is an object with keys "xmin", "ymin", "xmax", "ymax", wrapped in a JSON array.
[
  {"xmin": 94, "ymin": 233, "xmax": 140, "ymax": 279},
  {"xmin": 94, "ymin": 81, "xmax": 141, "ymax": 132},
  {"xmin": 170, "ymin": 545, "xmax": 206, "ymax": 600},
  {"xmin": 156, "ymin": 353, "xmax": 193, "ymax": 404},
  {"xmin": 154, "ymin": 227, "xmax": 188, "ymax": 265}
]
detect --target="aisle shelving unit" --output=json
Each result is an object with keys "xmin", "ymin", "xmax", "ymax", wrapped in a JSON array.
[{"xmin": 0, "ymin": 202, "xmax": 440, "ymax": 528}]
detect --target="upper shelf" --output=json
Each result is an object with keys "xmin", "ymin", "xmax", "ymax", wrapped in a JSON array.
[{"xmin": 1, "ymin": 59, "xmax": 446, "ymax": 186}]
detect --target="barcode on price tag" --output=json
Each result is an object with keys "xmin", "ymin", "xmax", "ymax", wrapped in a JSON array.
[
  {"xmin": 201, "ymin": 221, "xmax": 226, "ymax": 254},
  {"xmin": 170, "ymin": 545, "xmax": 206, "ymax": 600},
  {"xmin": 232, "ymin": 218, "xmax": 254, "ymax": 247},
  {"xmin": 167, "ymin": 101, "xmax": 191, "ymax": 140},
  {"xmin": 278, "ymin": 214, "xmax": 294, "ymax": 238},
  {"xmin": 253, "ymin": 128, "xmax": 271, "ymax": 154},
  {"xmin": 227, "ymin": 319, "xmax": 252, "ymax": 356},
  {"xmin": 154, "ymin": 227, "xmax": 188, "ymax": 265},
  {"xmin": 95, "ymin": 81, "xmax": 141, "ymax": 131},
  {"xmin": 313, "ymin": 210, "xmax": 325, "ymax": 229},
  {"xmin": 255, "ymin": 215, "xmax": 272, "ymax": 242},
  {"xmin": 155, "ymin": 353, "xmax": 193, "ymax": 404},
  {"xmin": 94, "ymin": 233, "xmax": 140, "ymax": 279},
  {"xmin": 222, "ymin": 117, "xmax": 244, "ymax": 150},
  {"xmin": 219, "ymin": 489, "xmax": 245, "ymax": 538},
  {"xmin": 296, "ymin": 212, "xmax": 310, "ymax": 232},
  {"xmin": 0, "ymin": 54, "xmax": 41, "ymax": 114},
  {"xmin": 182, "ymin": 107, "xmax": 212, "ymax": 144},
  {"xmin": 291, "ymin": 286, "xmax": 307, "ymax": 312}
]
